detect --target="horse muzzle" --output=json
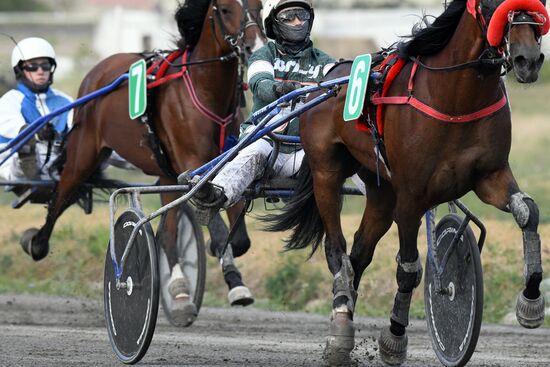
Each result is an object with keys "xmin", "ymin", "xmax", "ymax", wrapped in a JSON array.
[{"xmin": 510, "ymin": 41, "xmax": 545, "ymax": 83}]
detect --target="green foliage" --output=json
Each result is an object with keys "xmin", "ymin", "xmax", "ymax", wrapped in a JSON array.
[
  {"xmin": 0, "ymin": 0, "xmax": 50, "ymax": 11},
  {"xmin": 264, "ymin": 252, "xmax": 323, "ymax": 310}
]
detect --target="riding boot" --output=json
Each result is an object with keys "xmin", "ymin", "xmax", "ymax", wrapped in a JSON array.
[{"xmin": 191, "ymin": 182, "xmax": 226, "ymax": 226}]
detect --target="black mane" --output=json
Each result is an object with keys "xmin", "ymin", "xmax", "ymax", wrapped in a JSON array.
[
  {"xmin": 174, "ymin": 0, "xmax": 212, "ymax": 49},
  {"xmin": 398, "ymin": 0, "xmax": 467, "ymax": 58}
]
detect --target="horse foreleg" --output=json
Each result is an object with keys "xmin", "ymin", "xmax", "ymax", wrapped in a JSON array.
[
  {"xmin": 378, "ymin": 201, "xmax": 423, "ymax": 366},
  {"xmin": 312, "ymin": 169, "xmax": 356, "ymax": 366},
  {"xmin": 158, "ymin": 189, "xmax": 199, "ymax": 325},
  {"xmin": 21, "ymin": 123, "xmax": 106, "ymax": 261},
  {"xmin": 20, "ymin": 182, "xmax": 78, "ymax": 261},
  {"xmin": 204, "ymin": 200, "xmax": 253, "ymax": 306},
  {"xmin": 22, "ymin": 154, "xmax": 98, "ymax": 261},
  {"xmin": 349, "ymin": 178, "xmax": 395, "ymax": 292},
  {"xmin": 159, "ymin": 189, "xmax": 180, "ymax": 269},
  {"xmin": 475, "ymin": 167, "xmax": 544, "ymax": 328}
]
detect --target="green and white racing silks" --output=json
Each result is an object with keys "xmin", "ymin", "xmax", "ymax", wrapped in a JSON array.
[{"xmin": 243, "ymin": 41, "xmax": 335, "ymax": 152}]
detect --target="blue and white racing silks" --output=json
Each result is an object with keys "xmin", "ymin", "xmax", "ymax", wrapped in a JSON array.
[
  {"xmin": 0, "ymin": 83, "xmax": 73, "ymax": 144},
  {"xmin": 0, "ymin": 83, "xmax": 73, "ymax": 180}
]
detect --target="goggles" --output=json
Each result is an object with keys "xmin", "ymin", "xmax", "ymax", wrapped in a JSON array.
[
  {"xmin": 22, "ymin": 62, "xmax": 53, "ymax": 72},
  {"xmin": 276, "ymin": 8, "xmax": 311, "ymax": 23}
]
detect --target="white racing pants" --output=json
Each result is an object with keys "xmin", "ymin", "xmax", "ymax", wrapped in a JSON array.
[{"xmin": 212, "ymin": 138, "xmax": 304, "ymax": 207}]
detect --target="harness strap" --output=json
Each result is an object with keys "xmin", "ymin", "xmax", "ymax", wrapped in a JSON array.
[
  {"xmin": 371, "ymin": 57, "xmax": 508, "ymax": 125},
  {"xmin": 372, "ymin": 93, "xmax": 508, "ymax": 123},
  {"xmin": 147, "ymin": 51, "xmax": 185, "ymax": 89}
]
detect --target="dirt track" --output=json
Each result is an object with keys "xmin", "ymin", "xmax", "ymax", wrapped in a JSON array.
[{"xmin": 0, "ymin": 294, "xmax": 549, "ymax": 366}]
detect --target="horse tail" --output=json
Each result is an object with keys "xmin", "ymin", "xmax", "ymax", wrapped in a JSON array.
[{"xmin": 262, "ymin": 158, "xmax": 325, "ymax": 255}]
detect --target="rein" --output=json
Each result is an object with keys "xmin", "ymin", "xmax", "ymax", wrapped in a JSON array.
[
  {"xmin": 407, "ymin": 51, "xmax": 505, "ymax": 72},
  {"xmin": 147, "ymin": 49, "xmax": 237, "ymax": 89}
]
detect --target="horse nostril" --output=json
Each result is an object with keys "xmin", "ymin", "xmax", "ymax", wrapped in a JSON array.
[{"xmin": 514, "ymin": 55, "xmax": 528, "ymax": 69}]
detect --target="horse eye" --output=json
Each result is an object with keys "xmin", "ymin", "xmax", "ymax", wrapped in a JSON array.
[{"xmin": 220, "ymin": 7, "xmax": 231, "ymax": 15}]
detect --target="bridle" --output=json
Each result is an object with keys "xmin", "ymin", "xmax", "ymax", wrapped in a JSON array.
[
  {"xmin": 210, "ymin": 0, "xmax": 264, "ymax": 58},
  {"xmin": 414, "ymin": 0, "xmax": 549, "ymax": 73}
]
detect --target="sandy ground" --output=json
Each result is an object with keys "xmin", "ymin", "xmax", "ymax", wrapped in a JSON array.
[{"xmin": 0, "ymin": 294, "xmax": 549, "ymax": 367}]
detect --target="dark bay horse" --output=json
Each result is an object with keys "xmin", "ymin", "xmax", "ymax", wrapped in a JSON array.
[
  {"xmin": 20, "ymin": 0, "xmax": 265, "ymax": 316},
  {"xmin": 267, "ymin": 0, "xmax": 548, "ymax": 365}
]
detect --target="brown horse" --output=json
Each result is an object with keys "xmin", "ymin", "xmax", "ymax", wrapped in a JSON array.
[
  {"xmin": 267, "ymin": 0, "xmax": 548, "ymax": 365},
  {"xmin": 20, "ymin": 0, "xmax": 265, "ymax": 320}
]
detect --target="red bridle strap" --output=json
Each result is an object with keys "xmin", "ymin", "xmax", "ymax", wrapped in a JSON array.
[
  {"xmin": 487, "ymin": 0, "xmax": 549, "ymax": 46},
  {"xmin": 371, "ymin": 59, "xmax": 508, "ymax": 125}
]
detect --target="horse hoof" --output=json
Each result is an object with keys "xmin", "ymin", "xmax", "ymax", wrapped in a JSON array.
[
  {"xmin": 323, "ymin": 312, "xmax": 355, "ymax": 366},
  {"xmin": 228, "ymin": 285, "xmax": 254, "ymax": 306},
  {"xmin": 378, "ymin": 327, "xmax": 407, "ymax": 366},
  {"xmin": 20, "ymin": 228, "xmax": 47, "ymax": 261},
  {"xmin": 169, "ymin": 297, "xmax": 198, "ymax": 327},
  {"xmin": 516, "ymin": 292, "xmax": 545, "ymax": 329}
]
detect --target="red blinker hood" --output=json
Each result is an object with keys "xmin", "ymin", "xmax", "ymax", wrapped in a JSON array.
[{"xmin": 467, "ymin": 0, "xmax": 549, "ymax": 47}]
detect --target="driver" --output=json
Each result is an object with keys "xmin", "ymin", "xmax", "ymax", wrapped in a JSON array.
[
  {"xmin": 191, "ymin": 0, "xmax": 335, "ymax": 225},
  {"xmin": 0, "ymin": 37, "xmax": 73, "ymax": 181}
]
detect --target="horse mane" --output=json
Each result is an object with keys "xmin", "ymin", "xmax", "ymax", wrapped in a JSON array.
[
  {"xmin": 174, "ymin": 0, "xmax": 212, "ymax": 49},
  {"xmin": 398, "ymin": 0, "xmax": 467, "ymax": 58}
]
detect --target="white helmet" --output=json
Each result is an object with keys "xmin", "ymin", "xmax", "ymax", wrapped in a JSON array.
[
  {"xmin": 11, "ymin": 37, "xmax": 56, "ymax": 68},
  {"xmin": 262, "ymin": 0, "xmax": 279, "ymax": 24}
]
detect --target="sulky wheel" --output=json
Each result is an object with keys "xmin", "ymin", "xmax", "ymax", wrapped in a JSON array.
[
  {"xmin": 156, "ymin": 203, "xmax": 206, "ymax": 327},
  {"xmin": 104, "ymin": 208, "xmax": 159, "ymax": 364},
  {"xmin": 424, "ymin": 213, "xmax": 483, "ymax": 367}
]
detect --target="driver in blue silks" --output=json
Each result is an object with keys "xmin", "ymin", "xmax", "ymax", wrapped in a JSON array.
[{"xmin": 0, "ymin": 37, "xmax": 73, "ymax": 181}]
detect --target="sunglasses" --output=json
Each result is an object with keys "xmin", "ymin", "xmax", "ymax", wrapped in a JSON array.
[
  {"xmin": 276, "ymin": 8, "xmax": 311, "ymax": 23},
  {"xmin": 22, "ymin": 62, "xmax": 53, "ymax": 72}
]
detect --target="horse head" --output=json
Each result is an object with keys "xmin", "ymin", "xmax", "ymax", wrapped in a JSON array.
[
  {"xmin": 476, "ymin": 0, "xmax": 549, "ymax": 82},
  {"xmin": 209, "ymin": 0, "xmax": 266, "ymax": 60},
  {"xmin": 242, "ymin": 0, "xmax": 268, "ymax": 55}
]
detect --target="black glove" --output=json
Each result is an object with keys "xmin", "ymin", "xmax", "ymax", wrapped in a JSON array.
[
  {"xmin": 273, "ymin": 81, "xmax": 300, "ymax": 97},
  {"xmin": 36, "ymin": 123, "xmax": 56, "ymax": 141}
]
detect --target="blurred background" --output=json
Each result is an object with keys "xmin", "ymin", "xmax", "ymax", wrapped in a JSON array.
[
  {"xmin": 0, "ymin": 0, "xmax": 549, "ymax": 326},
  {"xmin": 0, "ymin": 0, "xmax": 474, "ymax": 96}
]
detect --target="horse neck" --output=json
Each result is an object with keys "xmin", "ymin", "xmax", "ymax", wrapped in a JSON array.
[
  {"xmin": 189, "ymin": 12, "xmax": 240, "ymax": 115},
  {"xmin": 422, "ymin": 10, "xmax": 503, "ymax": 111}
]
